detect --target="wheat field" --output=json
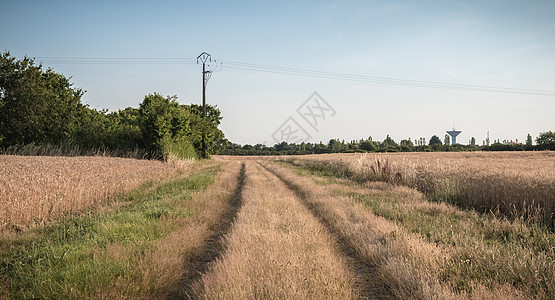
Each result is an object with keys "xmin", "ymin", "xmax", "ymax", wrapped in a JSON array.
[
  {"xmin": 0, "ymin": 155, "xmax": 191, "ymax": 231},
  {"xmin": 1, "ymin": 153, "xmax": 553, "ymax": 299},
  {"xmin": 286, "ymin": 151, "xmax": 555, "ymax": 225}
]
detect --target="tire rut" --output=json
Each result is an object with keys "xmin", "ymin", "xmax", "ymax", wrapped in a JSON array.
[
  {"xmin": 258, "ymin": 161, "xmax": 386, "ymax": 300},
  {"xmin": 172, "ymin": 162, "xmax": 247, "ymax": 299}
]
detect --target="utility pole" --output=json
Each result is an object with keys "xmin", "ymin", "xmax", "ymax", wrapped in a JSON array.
[
  {"xmin": 197, "ymin": 52, "xmax": 212, "ymax": 119},
  {"xmin": 196, "ymin": 52, "xmax": 222, "ymax": 158}
]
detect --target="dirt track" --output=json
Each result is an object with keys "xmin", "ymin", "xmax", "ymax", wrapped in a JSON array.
[{"xmin": 185, "ymin": 160, "xmax": 392, "ymax": 299}]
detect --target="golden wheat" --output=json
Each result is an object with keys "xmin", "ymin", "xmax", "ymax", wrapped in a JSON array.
[
  {"xmin": 289, "ymin": 152, "xmax": 555, "ymax": 224},
  {"xmin": 0, "ymin": 155, "xmax": 191, "ymax": 231}
]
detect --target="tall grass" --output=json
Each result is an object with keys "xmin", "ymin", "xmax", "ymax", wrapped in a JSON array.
[
  {"xmin": 287, "ymin": 152, "xmax": 555, "ymax": 226},
  {"xmin": 160, "ymin": 135, "xmax": 198, "ymax": 161},
  {"xmin": 1, "ymin": 142, "xmax": 153, "ymax": 159}
]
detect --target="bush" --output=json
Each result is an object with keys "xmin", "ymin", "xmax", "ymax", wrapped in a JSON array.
[{"xmin": 160, "ymin": 135, "xmax": 198, "ymax": 160}]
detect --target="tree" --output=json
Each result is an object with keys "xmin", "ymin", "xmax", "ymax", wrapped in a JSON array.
[
  {"xmin": 138, "ymin": 93, "xmax": 200, "ymax": 159},
  {"xmin": 536, "ymin": 131, "xmax": 555, "ymax": 150},
  {"xmin": 383, "ymin": 134, "xmax": 398, "ymax": 147},
  {"xmin": 444, "ymin": 134, "xmax": 450, "ymax": 145},
  {"xmin": 429, "ymin": 135, "xmax": 442, "ymax": 146},
  {"xmin": 72, "ymin": 106, "xmax": 142, "ymax": 151},
  {"xmin": 400, "ymin": 138, "xmax": 414, "ymax": 147},
  {"xmin": 0, "ymin": 52, "xmax": 84, "ymax": 147},
  {"xmin": 526, "ymin": 133, "xmax": 533, "ymax": 147},
  {"xmin": 187, "ymin": 104, "xmax": 225, "ymax": 157},
  {"xmin": 470, "ymin": 137, "xmax": 476, "ymax": 147},
  {"xmin": 360, "ymin": 139, "xmax": 377, "ymax": 152}
]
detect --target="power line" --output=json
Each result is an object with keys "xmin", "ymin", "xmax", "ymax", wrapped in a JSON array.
[
  {"xmin": 36, "ymin": 57, "xmax": 197, "ymax": 64},
  {"xmin": 222, "ymin": 60, "xmax": 555, "ymax": 96},
  {"xmin": 33, "ymin": 56, "xmax": 555, "ymax": 96}
]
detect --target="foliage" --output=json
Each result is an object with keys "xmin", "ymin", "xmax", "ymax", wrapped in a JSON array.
[
  {"xmin": 429, "ymin": 135, "xmax": 442, "ymax": 146},
  {"xmin": 0, "ymin": 52, "xmax": 83, "ymax": 147},
  {"xmin": 536, "ymin": 131, "xmax": 555, "ymax": 150},
  {"xmin": 138, "ymin": 93, "xmax": 191, "ymax": 158},
  {"xmin": 0, "ymin": 52, "xmax": 226, "ymax": 159},
  {"xmin": 223, "ymin": 131, "xmax": 553, "ymax": 156},
  {"xmin": 359, "ymin": 139, "xmax": 377, "ymax": 152},
  {"xmin": 382, "ymin": 134, "xmax": 398, "ymax": 147}
]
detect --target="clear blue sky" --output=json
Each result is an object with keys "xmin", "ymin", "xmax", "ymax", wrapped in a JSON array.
[{"xmin": 2, "ymin": 0, "xmax": 554, "ymax": 145}]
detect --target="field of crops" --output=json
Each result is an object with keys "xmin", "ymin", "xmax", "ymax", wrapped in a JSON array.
[
  {"xmin": 1, "ymin": 152, "xmax": 553, "ymax": 299},
  {"xmin": 0, "ymin": 155, "xmax": 191, "ymax": 231},
  {"xmin": 287, "ymin": 151, "xmax": 555, "ymax": 225}
]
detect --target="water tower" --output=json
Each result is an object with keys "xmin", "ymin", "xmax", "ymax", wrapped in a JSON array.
[{"xmin": 446, "ymin": 127, "xmax": 462, "ymax": 145}]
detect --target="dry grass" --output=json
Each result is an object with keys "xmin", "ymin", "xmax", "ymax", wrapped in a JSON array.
[
  {"xmin": 0, "ymin": 155, "xmax": 192, "ymax": 231},
  {"xmin": 288, "ymin": 152, "xmax": 555, "ymax": 225},
  {"xmin": 193, "ymin": 162, "xmax": 357, "ymax": 299},
  {"xmin": 265, "ymin": 161, "xmax": 533, "ymax": 299}
]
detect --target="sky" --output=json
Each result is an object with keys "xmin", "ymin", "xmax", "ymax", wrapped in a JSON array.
[{"xmin": 1, "ymin": 0, "xmax": 554, "ymax": 146}]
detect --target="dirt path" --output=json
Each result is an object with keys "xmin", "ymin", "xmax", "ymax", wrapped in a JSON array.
[{"xmin": 190, "ymin": 161, "xmax": 359, "ymax": 299}]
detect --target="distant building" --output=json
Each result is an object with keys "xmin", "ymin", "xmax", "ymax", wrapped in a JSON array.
[{"xmin": 446, "ymin": 128, "xmax": 461, "ymax": 145}]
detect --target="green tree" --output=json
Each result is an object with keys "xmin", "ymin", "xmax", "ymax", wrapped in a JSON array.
[
  {"xmin": 0, "ymin": 52, "xmax": 83, "ymax": 147},
  {"xmin": 360, "ymin": 139, "xmax": 377, "ymax": 152},
  {"xmin": 383, "ymin": 134, "xmax": 398, "ymax": 147},
  {"xmin": 138, "ymin": 93, "xmax": 198, "ymax": 159},
  {"xmin": 72, "ymin": 107, "xmax": 111, "ymax": 149},
  {"xmin": 536, "ymin": 131, "xmax": 555, "ymax": 150},
  {"xmin": 187, "ymin": 104, "xmax": 225, "ymax": 157},
  {"xmin": 470, "ymin": 137, "xmax": 476, "ymax": 147},
  {"xmin": 399, "ymin": 138, "xmax": 414, "ymax": 152},
  {"xmin": 526, "ymin": 133, "xmax": 533, "ymax": 147},
  {"xmin": 444, "ymin": 134, "xmax": 450, "ymax": 145},
  {"xmin": 328, "ymin": 139, "xmax": 346, "ymax": 152},
  {"xmin": 429, "ymin": 135, "xmax": 442, "ymax": 146},
  {"xmin": 400, "ymin": 138, "xmax": 414, "ymax": 147}
]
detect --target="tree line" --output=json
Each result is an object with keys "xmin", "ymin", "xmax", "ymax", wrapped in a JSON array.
[
  {"xmin": 2, "ymin": 51, "xmax": 553, "ymax": 159},
  {"xmin": 0, "ymin": 52, "xmax": 226, "ymax": 159},
  {"xmin": 223, "ymin": 132, "xmax": 555, "ymax": 156}
]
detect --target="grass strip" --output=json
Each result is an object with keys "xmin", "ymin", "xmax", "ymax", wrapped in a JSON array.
[{"xmin": 0, "ymin": 164, "xmax": 220, "ymax": 299}]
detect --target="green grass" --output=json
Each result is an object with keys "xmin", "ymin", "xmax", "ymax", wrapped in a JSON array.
[
  {"xmin": 281, "ymin": 160, "xmax": 554, "ymax": 299},
  {"xmin": 0, "ymin": 164, "xmax": 220, "ymax": 299}
]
